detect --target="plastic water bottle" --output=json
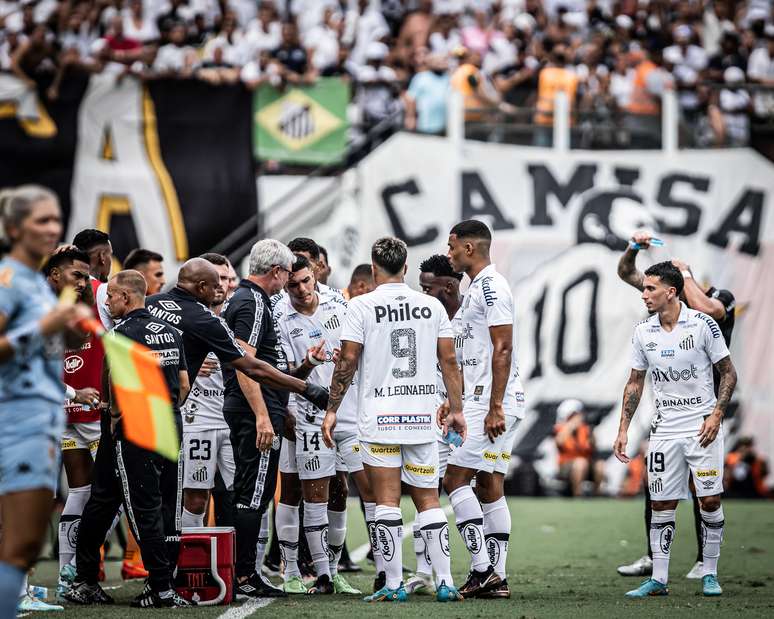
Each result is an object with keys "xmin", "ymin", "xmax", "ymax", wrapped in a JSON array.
[{"xmin": 444, "ymin": 429, "xmax": 463, "ymax": 448}]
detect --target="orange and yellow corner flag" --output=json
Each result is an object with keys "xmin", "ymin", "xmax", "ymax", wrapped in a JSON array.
[{"xmin": 81, "ymin": 317, "xmax": 179, "ymax": 461}]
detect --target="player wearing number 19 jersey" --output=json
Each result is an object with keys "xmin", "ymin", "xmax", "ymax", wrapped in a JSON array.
[
  {"xmin": 322, "ymin": 237, "xmax": 465, "ymax": 603},
  {"xmin": 614, "ymin": 262, "xmax": 737, "ymax": 599},
  {"xmin": 445, "ymin": 220, "xmax": 526, "ymax": 600}
]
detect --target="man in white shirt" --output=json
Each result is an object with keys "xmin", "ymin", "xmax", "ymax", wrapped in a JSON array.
[
  {"xmin": 444, "ymin": 219, "xmax": 526, "ymax": 600},
  {"xmin": 274, "ymin": 254, "xmax": 369, "ymax": 596},
  {"xmin": 614, "ymin": 261, "xmax": 736, "ymax": 599},
  {"xmin": 322, "ymin": 237, "xmax": 466, "ymax": 603}
]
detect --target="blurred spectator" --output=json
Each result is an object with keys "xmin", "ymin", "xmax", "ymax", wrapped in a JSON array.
[
  {"xmin": 404, "ymin": 52, "xmax": 449, "ymax": 134},
  {"xmin": 396, "ymin": 0, "xmax": 433, "ymax": 63},
  {"xmin": 153, "ymin": 21, "xmax": 196, "ymax": 75},
  {"xmin": 305, "ymin": 6, "xmax": 342, "ymax": 76},
  {"xmin": 534, "ymin": 41, "xmax": 579, "ymax": 146},
  {"xmin": 451, "ymin": 46, "xmax": 510, "ymax": 123},
  {"xmin": 271, "ymin": 19, "xmax": 316, "ymax": 84},
  {"xmin": 724, "ymin": 437, "xmax": 770, "ymax": 499},
  {"xmin": 619, "ymin": 440, "xmax": 647, "ymax": 498},
  {"xmin": 747, "ymin": 25, "xmax": 774, "ymax": 119},
  {"xmin": 245, "ymin": 1, "xmax": 281, "ymax": 56},
  {"xmin": 712, "ymin": 66, "xmax": 752, "ymax": 147},
  {"xmin": 123, "ymin": 0, "xmax": 159, "ymax": 43},
  {"xmin": 707, "ymin": 30, "xmax": 747, "ymax": 83},
  {"xmin": 623, "ymin": 47, "xmax": 671, "ymax": 148},
  {"xmin": 355, "ymin": 41, "xmax": 401, "ymax": 131},
  {"xmin": 553, "ymin": 399, "xmax": 605, "ymax": 497}
]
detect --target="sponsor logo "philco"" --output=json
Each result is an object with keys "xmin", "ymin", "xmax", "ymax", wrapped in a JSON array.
[{"xmin": 375, "ymin": 303, "xmax": 432, "ymax": 323}]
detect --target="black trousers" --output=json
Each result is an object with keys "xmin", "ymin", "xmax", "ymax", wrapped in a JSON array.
[
  {"xmin": 75, "ymin": 414, "xmax": 182, "ymax": 591},
  {"xmin": 224, "ymin": 409, "xmax": 283, "ymax": 578}
]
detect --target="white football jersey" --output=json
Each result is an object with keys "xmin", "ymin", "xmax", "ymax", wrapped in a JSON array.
[
  {"xmin": 341, "ymin": 282, "xmax": 453, "ymax": 445},
  {"xmin": 275, "ymin": 291, "xmax": 357, "ymax": 433},
  {"xmin": 631, "ymin": 303, "xmax": 730, "ymax": 439},
  {"xmin": 182, "ymin": 352, "xmax": 228, "ymax": 431},
  {"xmin": 459, "ymin": 264, "xmax": 525, "ymax": 416},
  {"xmin": 436, "ymin": 305, "xmax": 464, "ymax": 407}
]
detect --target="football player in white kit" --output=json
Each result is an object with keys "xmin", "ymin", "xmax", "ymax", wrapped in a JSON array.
[
  {"xmin": 275, "ymin": 254, "xmax": 370, "ymax": 595},
  {"xmin": 405, "ymin": 255, "xmax": 464, "ymax": 595},
  {"xmin": 444, "ymin": 220, "xmax": 526, "ymax": 600},
  {"xmin": 322, "ymin": 237, "xmax": 466, "ymax": 603},
  {"xmin": 614, "ymin": 261, "xmax": 736, "ymax": 599},
  {"xmin": 180, "ymin": 254, "xmax": 236, "ymax": 528}
]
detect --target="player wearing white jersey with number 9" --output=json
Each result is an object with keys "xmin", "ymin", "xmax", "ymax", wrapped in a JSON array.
[{"xmin": 321, "ymin": 237, "xmax": 466, "ymax": 604}]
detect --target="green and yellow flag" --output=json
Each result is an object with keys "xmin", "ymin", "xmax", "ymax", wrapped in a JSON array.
[
  {"xmin": 82, "ymin": 318, "xmax": 178, "ymax": 460},
  {"xmin": 254, "ymin": 77, "xmax": 349, "ymax": 165}
]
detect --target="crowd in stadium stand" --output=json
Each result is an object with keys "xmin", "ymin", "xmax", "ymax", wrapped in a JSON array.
[{"xmin": 1, "ymin": 0, "xmax": 773, "ymax": 146}]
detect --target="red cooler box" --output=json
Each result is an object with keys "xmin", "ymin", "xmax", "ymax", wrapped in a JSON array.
[{"xmin": 175, "ymin": 526, "xmax": 235, "ymax": 605}]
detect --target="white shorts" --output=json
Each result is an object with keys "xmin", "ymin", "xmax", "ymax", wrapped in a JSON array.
[
  {"xmin": 296, "ymin": 425, "xmax": 364, "ymax": 480},
  {"xmin": 447, "ymin": 409, "xmax": 521, "ymax": 475},
  {"xmin": 647, "ymin": 434, "xmax": 724, "ymax": 501},
  {"xmin": 437, "ymin": 439, "xmax": 451, "ymax": 480},
  {"xmin": 61, "ymin": 422, "xmax": 100, "ymax": 456},
  {"xmin": 280, "ymin": 438, "xmax": 297, "ymax": 474},
  {"xmin": 361, "ymin": 442, "xmax": 439, "ymax": 489},
  {"xmin": 182, "ymin": 428, "xmax": 235, "ymax": 490}
]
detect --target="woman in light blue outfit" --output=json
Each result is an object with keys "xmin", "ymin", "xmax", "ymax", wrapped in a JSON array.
[{"xmin": 0, "ymin": 186, "xmax": 90, "ymax": 618}]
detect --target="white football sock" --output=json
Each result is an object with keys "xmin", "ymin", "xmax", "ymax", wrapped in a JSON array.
[
  {"xmin": 482, "ymin": 497, "xmax": 510, "ymax": 580},
  {"xmin": 181, "ymin": 507, "xmax": 205, "ymax": 528},
  {"xmin": 276, "ymin": 503, "xmax": 301, "ymax": 580},
  {"xmin": 327, "ymin": 509, "xmax": 347, "ymax": 576},
  {"xmin": 364, "ymin": 501, "xmax": 385, "ymax": 574},
  {"xmin": 413, "ymin": 519, "xmax": 431, "ymax": 576},
  {"xmin": 19, "ymin": 572, "xmax": 28, "ymax": 598},
  {"xmin": 418, "ymin": 507, "xmax": 452, "ymax": 587},
  {"xmin": 375, "ymin": 505, "xmax": 403, "ymax": 589},
  {"xmin": 303, "ymin": 501, "xmax": 330, "ymax": 578},
  {"xmin": 59, "ymin": 485, "xmax": 91, "ymax": 571},
  {"xmin": 650, "ymin": 509, "xmax": 676, "ymax": 585},
  {"xmin": 700, "ymin": 507, "xmax": 724, "ymax": 576},
  {"xmin": 255, "ymin": 509, "xmax": 270, "ymax": 572},
  {"xmin": 449, "ymin": 485, "xmax": 489, "ymax": 572}
]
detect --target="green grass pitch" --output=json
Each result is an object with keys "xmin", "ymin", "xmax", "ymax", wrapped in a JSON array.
[{"xmin": 26, "ymin": 497, "xmax": 773, "ymax": 618}]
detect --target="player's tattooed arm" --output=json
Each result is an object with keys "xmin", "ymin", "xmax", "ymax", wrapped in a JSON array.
[
  {"xmin": 699, "ymin": 355, "xmax": 736, "ymax": 447},
  {"xmin": 712, "ymin": 355, "xmax": 737, "ymax": 417},
  {"xmin": 326, "ymin": 340, "xmax": 362, "ymax": 415},
  {"xmin": 617, "ymin": 247, "xmax": 645, "ymax": 292},
  {"xmin": 322, "ymin": 340, "xmax": 362, "ymax": 448},
  {"xmin": 614, "ymin": 368, "xmax": 646, "ymax": 463}
]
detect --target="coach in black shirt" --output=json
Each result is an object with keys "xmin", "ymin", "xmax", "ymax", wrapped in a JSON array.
[
  {"xmin": 67, "ymin": 271, "xmax": 191, "ymax": 608},
  {"xmin": 222, "ymin": 240, "xmax": 324, "ymax": 597},
  {"xmin": 146, "ymin": 257, "xmax": 328, "ymax": 406}
]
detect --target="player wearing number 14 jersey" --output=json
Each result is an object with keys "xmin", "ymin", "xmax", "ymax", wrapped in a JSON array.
[
  {"xmin": 322, "ymin": 237, "xmax": 466, "ymax": 603},
  {"xmin": 614, "ymin": 262, "xmax": 737, "ymax": 599}
]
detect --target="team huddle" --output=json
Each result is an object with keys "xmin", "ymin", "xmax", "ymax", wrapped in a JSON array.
[{"xmin": 0, "ymin": 185, "xmax": 736, "ymax": 613}]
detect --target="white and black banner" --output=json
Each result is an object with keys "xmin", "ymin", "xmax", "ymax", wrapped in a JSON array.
[{"xmin": 304, "ymin": 134, "xmax": 774, "ymax": 489}]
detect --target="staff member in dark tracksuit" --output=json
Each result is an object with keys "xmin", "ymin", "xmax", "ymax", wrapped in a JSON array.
[
  {"xmin": 222, "ymin": 240, "xmax": 327, "ymax": 598},
  {"xmin": 66, "ymin": 270, "xmax": 192, "ymax": 608}
]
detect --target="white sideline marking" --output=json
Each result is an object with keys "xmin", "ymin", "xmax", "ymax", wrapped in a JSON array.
[
  {"xmin": 350, "ymin": 504, "xmax": 454, "ymax": 563},
  {"xmin": 216, "ymin": 597, "xmax": 275, "ymax": 619}
]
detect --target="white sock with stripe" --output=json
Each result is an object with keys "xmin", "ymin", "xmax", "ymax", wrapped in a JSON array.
[
  {"xmin": 650, "ymin": 509, "xmax": 676, "ymax": 585},
  {"xmin": 700, "ymin": 507, "xmax": 724, "ymax": 576},
  {"xmin": 364, "ymin": 501, "xmax": 385, "ymax": 574},
  {"xmin": 59, "ymin": 485, "xmax": 91, "ymax": 571},
  {"xmin": 303, "ymin": 501, "xmax": 331, "ymax": 578},
  {"xmin": 413, "ymin": 519, "xmax": 431, "ymax": 576},
  {"xmin": 449, "ymin": 485, "xmax": 490, "ymax": 572},
  {"xmin": 418, "ymin": 507, "xmax": 452, "ymax": 587},
  {"xmin": 482, "ymin": 497, "xmax": 510, "ymax": 580},
  {"xmin": 374, "ymin": 505, "xmax": 403, "ymax": 590},
  {"xmin": 327, "ymin": 509, "xmax": 347, "ymax": 576},
  {"xmin": 276, "ymin": 503, "xmax": 301, "ymax": 580}
]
